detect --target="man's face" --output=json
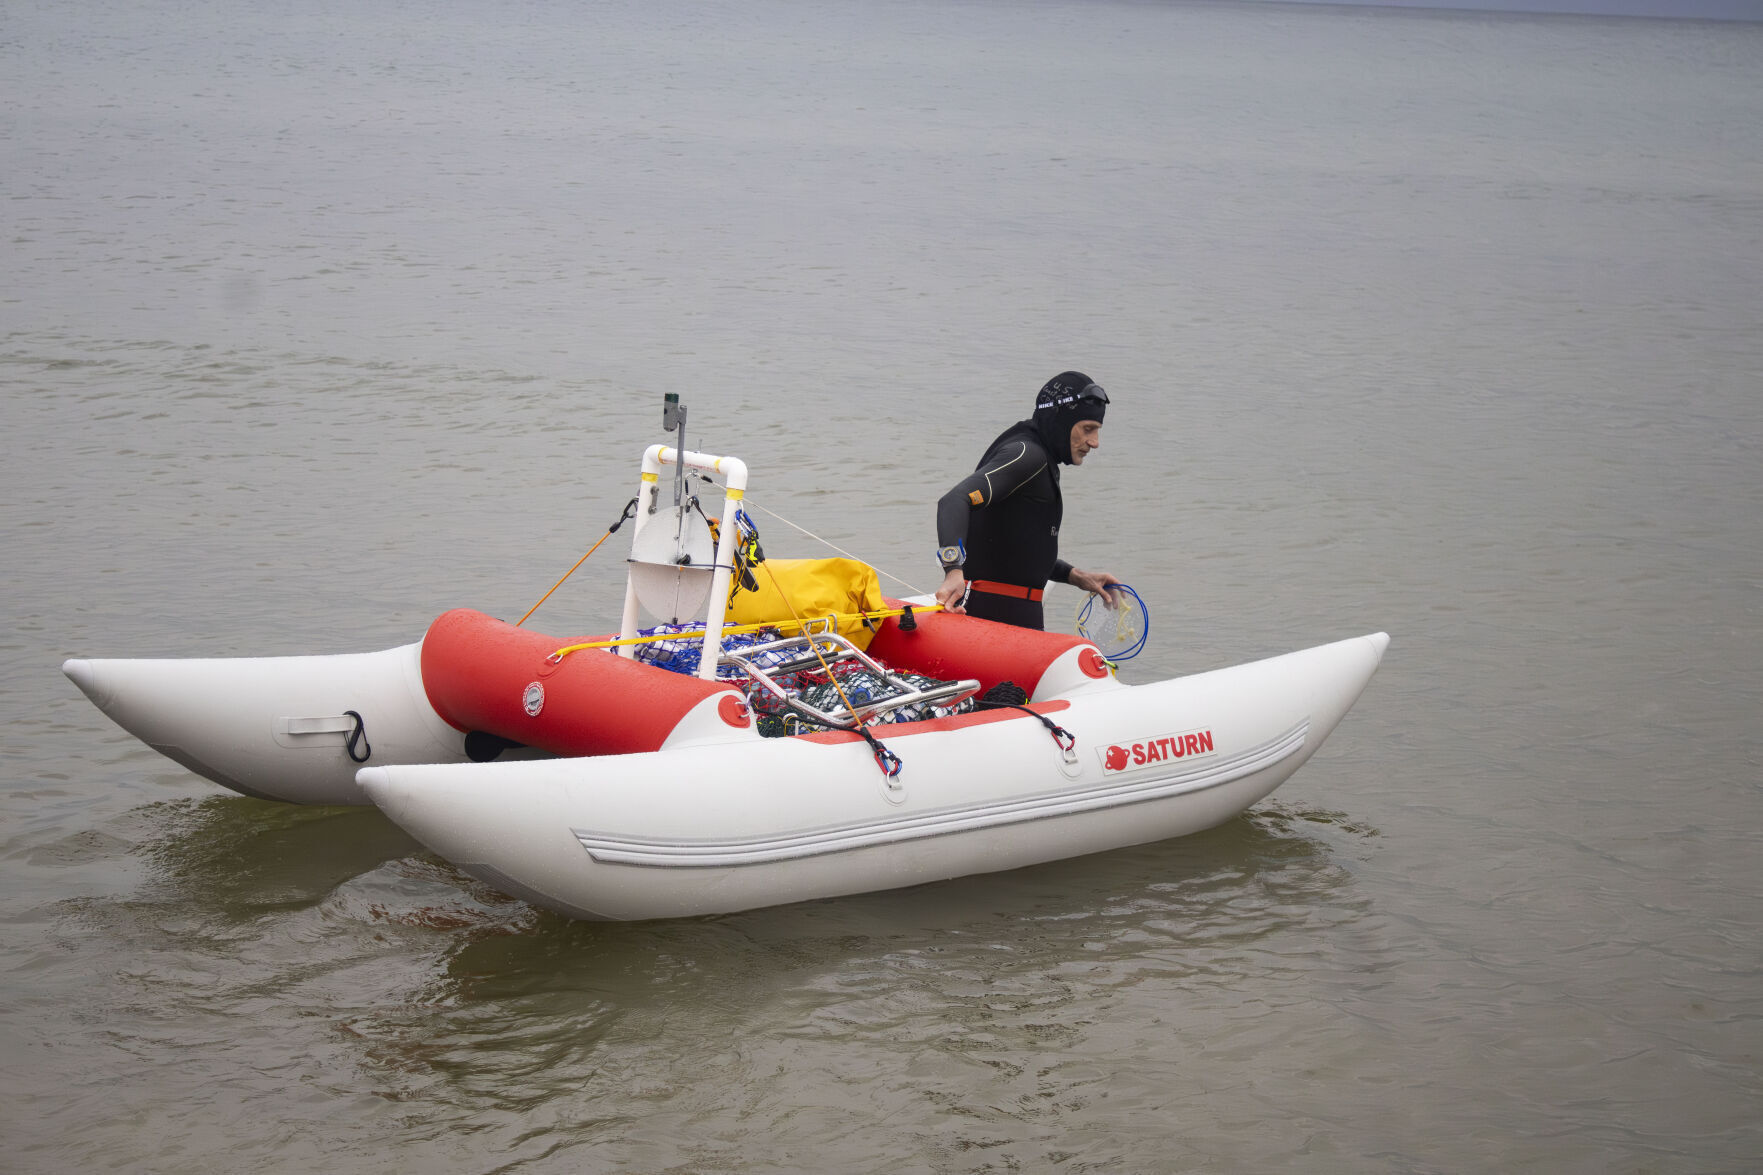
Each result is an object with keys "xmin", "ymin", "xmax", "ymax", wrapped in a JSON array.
[{"xmin": 1069, "ymin": 419, "xmax": 1103, "ymax": 465}]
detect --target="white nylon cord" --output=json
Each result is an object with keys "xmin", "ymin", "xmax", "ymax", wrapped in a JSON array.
[{"xmin": 685, "ymin": 471, "xmax": 930, "ymax": 597}]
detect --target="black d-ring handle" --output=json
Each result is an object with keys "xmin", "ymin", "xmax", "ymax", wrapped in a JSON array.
[{"xmin": 343, "ymin": 710, "xmax": 371, "ymax": 763}]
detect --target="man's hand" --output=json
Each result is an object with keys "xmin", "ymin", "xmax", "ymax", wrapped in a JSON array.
[
  {"xmin": 1068, "ymin": 567, "xmax": 1123, "ymax": 608},
  {"xmin": 935, "ymin": 568, "xmax": 968, "ymax": 614}
]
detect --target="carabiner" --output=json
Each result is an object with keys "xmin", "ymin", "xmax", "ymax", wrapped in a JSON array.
[{"xmin": 343, "ymin": 710, "xmax": 372, "ymax": 764}]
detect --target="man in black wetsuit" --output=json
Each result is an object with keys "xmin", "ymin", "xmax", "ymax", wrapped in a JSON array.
[{"xmin": 933, "ymin": 371, "xmax": 1122, "ymax": 629}]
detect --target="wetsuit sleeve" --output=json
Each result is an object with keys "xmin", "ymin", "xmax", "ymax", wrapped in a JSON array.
[
  {"xmin": 936, "ymin": 439, "xmax": 1047, "ymax": 564},
  {"xmin": 1052, "ymin": 559, "xmax": 1073, "ymax": 584}
]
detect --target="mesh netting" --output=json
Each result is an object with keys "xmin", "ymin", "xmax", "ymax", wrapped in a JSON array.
[
  {"xmin": 1075, "ymin": 584, "xmax": 1149, "ymax": 661},
  {"xmin": 633, "ymin": 625, "xmax": 973, "ymax": 736}
]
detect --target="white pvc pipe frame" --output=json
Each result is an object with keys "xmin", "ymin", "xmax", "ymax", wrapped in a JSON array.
[{"xmin": 618, "ymin": 444, "xmax": 750, "ymax": 680}]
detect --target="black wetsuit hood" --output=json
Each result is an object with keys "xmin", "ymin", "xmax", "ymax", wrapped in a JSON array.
[
  {"xmin": 1032, "ymin": 370, "xmax": 1107, "ymax": 465},
  {"xmin": 1033, "ymin": 413, "xmax": 1074, "ymax": 465}
]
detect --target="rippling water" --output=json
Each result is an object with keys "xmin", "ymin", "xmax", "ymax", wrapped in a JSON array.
[{"xmin": 5, "ymin": 0, "xmax": 1761, "ymax": 1170}]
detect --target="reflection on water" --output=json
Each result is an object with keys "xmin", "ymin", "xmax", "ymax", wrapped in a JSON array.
[
  {"xmin": 115, "ymin": 790, "xmax": 1376, "ymax": 955},
  {"xmin": 32, "ymin": 791, "xmax": 1383, "ymax": 1168},
  {"xmin": 137, "ymin": 796, "xmax": 426, "ymax": 909},
  {"xmin": 433, "ymin": 799, "xmax": 1378, "ymax": 996},
  {"xmin": 316, "ymin": 805, "xmax": 1380, "ymax": 1104}
]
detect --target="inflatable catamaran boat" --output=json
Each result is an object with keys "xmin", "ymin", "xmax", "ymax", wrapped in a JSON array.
[{"xmin": 63, "ymin": 427, "xmax": 1388, "ymax": 920}]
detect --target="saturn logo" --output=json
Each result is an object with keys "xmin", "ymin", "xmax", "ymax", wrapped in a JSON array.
[
  {"xmin": 1098, "ymin": 729, "xmax": 1216, "ymax": 774},
  {"xmin": 522, "ymin": 681, "xmax": 545, "ymax": 717}
]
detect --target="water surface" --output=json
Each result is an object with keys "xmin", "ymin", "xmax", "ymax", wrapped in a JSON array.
[{"xmin": 4, "ymin": 1, "xmax": 1761, "ymax": 1170}]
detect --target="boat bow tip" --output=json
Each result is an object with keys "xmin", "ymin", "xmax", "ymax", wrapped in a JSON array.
[
  {"xmin": 355, "ymin": 766, "xmax": 394, "ymax": 806},
  {"xmin": 1365, "ymin": 631, "xmax": 1391, "ymax": 662},
  {"xmin": 62, "ymin": 658, "xmax": 104, "ymax": 705}
]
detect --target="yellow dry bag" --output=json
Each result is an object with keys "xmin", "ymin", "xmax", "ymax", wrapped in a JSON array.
[{"xmin": 728, "ymin": 558, "xmax": 886, "ymax": 650}]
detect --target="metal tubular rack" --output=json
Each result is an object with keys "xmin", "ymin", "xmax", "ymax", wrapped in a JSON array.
[{"xmin": 721, "ymin": 632, "xmax": 980, "ymax": 731}]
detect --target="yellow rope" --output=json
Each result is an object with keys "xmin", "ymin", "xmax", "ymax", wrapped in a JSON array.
[
  {"xmin": 515, "ymin": 526, "xmax": 622, "ymax": 628},
  {"xmin": 545, "ymin": 603, "xmax": 941, "ymax": 662},
  {"xmin": 530, "ymin": 521, "xmax": 929, "ymax": 739},
  {"xmin": 753, "ymin": 559, "xmax": 865, "ymax": 721}
]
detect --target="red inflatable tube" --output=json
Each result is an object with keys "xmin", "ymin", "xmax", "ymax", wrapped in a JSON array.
[
  {"xmin": 420, "ymin": 609, "xmax": 735, "ymax": 757},
  {"xmin": 866, "ymin": 601, "xmax": 1091, "ymax": 699}
]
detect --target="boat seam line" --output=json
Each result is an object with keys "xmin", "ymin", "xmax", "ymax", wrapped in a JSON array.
[{"xmin": 571, "ymin": 719, "xmax": 1310, "ymax": 867}]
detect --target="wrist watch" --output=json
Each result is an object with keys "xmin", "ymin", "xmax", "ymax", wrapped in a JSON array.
[{"xmin": 937, "ymin": 543, "xmax": 965, "ymax": 570}]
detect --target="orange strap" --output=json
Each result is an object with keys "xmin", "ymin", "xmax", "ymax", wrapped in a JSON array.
[{"xmin": 967, "ymin": 579, "xmax": 1044, "ymax": 602}]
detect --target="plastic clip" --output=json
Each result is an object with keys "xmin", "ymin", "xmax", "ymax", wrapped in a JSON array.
[{"xmin": 343, "ymin": 710, "xmax": 371, "ymax": 764}]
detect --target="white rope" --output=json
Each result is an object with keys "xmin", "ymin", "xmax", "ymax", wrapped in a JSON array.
[
  {"xmin": 683, "ymin": 470, "xmax": 929, "ymax": 596},
  {"xmin": 742, "ymin": 499, "xmax": 929, "ymax": 597}
]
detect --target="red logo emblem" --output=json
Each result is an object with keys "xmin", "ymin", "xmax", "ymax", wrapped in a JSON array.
[{"xmin": 1097, "ymin": 729, "xmax": 1216, "ymax": 774}]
